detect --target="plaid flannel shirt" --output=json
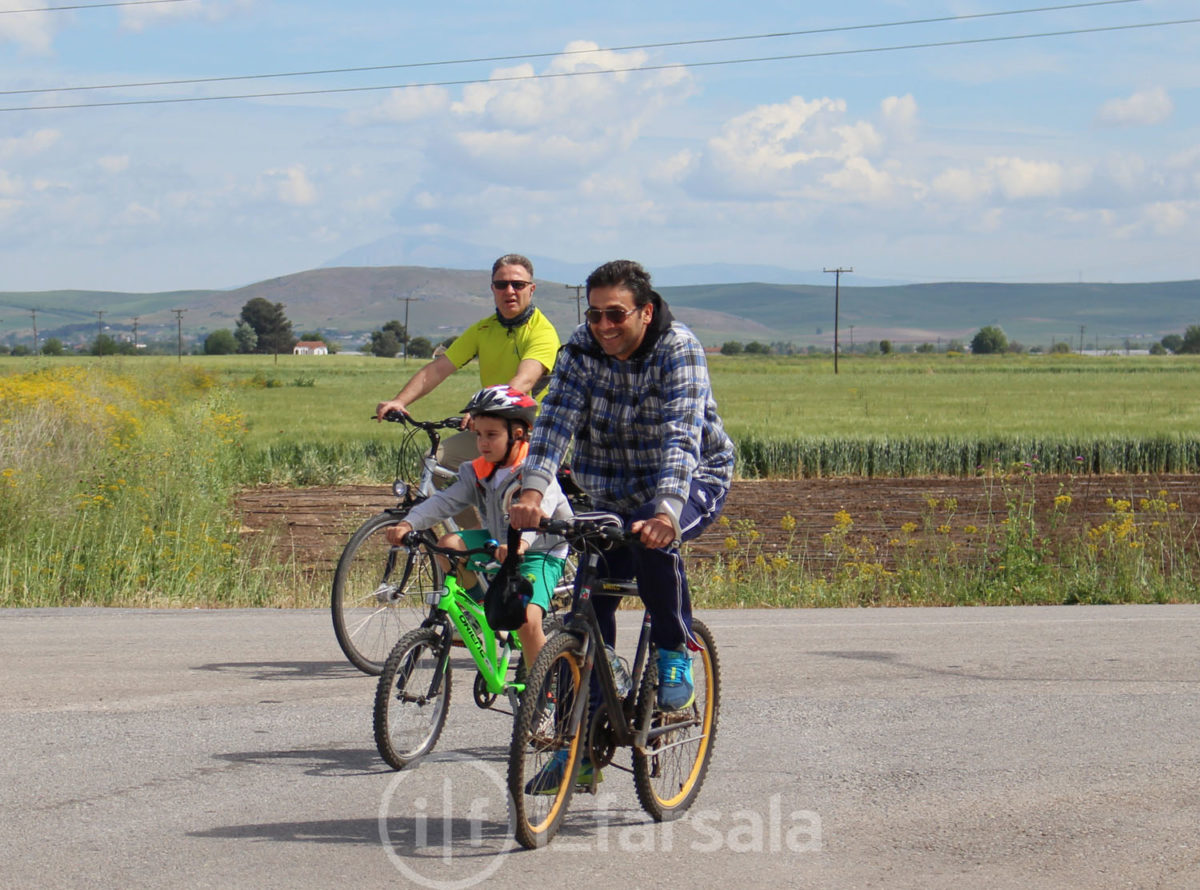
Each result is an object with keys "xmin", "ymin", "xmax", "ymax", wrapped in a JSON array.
[{"xmin": 522, "ymin": 319, "xmax": 734, "ymax": 530}]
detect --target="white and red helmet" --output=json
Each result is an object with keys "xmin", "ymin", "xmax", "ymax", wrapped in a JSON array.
[{"xmin": 462, "ymin": 384, "xmax": 538, "ymax": 428}]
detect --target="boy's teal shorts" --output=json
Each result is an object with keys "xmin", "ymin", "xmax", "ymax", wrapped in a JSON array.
[{"xmin": 457, "ymin": 529, "xmax": 565, "ymax": 614}]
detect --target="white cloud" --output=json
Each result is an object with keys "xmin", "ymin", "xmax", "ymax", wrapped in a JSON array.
[
  {"xmin": 0, "ymin": 129, "xmax": 60, "ymax": 161},
  {"xmin": 1096, "ymin": 87, "xmax": 1173, "ymax": 127},
  {"xmin": 348, "ymin": 86, "xmax": 450, "ymax": 124},
  {"xmin": 97, "ymin": 155, "xmax": 130, "ymax": 175},
  {"xmin": 932, "ymin": 157, "xmax": 1085, "ymax": 202},
  {"xmin": 0, "ymin": 3, "xmax": 54, "ymax": 53},
  {"xmin": 821, "ymin": 158, "xmax": 897, "ymax": 201},
  {"xmin": 265, "ymin": 164, "xmax": 317, "ymax": 206},
  {"xmin": 1142, "ymin": 201, "xmax": 1190, "ymax": 233},
  {"xmin": 120, "ymin": 0, "xmax": 252, "ymax": 32},
  {"xmin": 880, "ymin": 94, "xmax": 918, "ymax": 139},
  {"xmin": 0, "ymin": 169, "xmax": 20, "ymax": 197}
]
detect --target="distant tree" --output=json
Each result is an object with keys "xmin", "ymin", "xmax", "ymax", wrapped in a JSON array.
[
  {"xmin": 440, "ymin": 336, "xmax": 456, "ymax": 349},
  {"xmin": 11, "ymin": 344, "xmax": 31, "ymax": 356},
  {"xmin": 238, "ymin": 298, "xmax": 295, "ymax": 355},
  {"xmin": 407, "ymin": 336, "xmax": 433, "ymax": 359},
  {"xmin": 204, "ymin": 329, "xmax": 238, "ymax": 355},
  {"xmin": 91, "ymin": 334, "xmax": 119, "ymax": 356},
  {"xmin": 720, "ymin": 341, "xmax": 744, "ymax": 356},
  {"xmin": 916, "ymin": 342, "xmax": 936, "ymax": 354},
  {"xmin": 1050, "ymin": 341, "xmax": 1071, "ymax": 354},
  {"xmin": 40, "ymin": 338, "xmax": 65, "ymax": 356},
  {"xmin": 878, "ymin": 339, "xmax": 893, "ymax": 355},
  {"xmin": 970, "ymin": 326, "xmax": 1008, "ymax": 355},
  {"xmin": 234, "ymin": 320, "xmax": 258, "ymax": 354},
  {"xmin": 1149, "ymin": 342, "xmax": 1167, "ymax": 355},
  {"xmin": 1161, "ymin": 334, "xmax": 1183, "ymax": 353},
  {"xmin": 1180, "ymin": 325, "xmax": 1200, "ymax": 354},
  {"xmin": 1005, "ymin": 340, "xmax": 1026, "ymax": 354},
  {"xmin": 744, "ymin": 341, "xmax": 770, "ymax": 354},
  {"xmin": 0, "ymin": 344, "xmax": 10, "ymax": 355},
  {"xmin": 369, "ymin": 329, "xmax": 401, "ymax": 358},
  {"xmin": 946, "ymin": 339, "xmax": 966, "ymax": 353}
]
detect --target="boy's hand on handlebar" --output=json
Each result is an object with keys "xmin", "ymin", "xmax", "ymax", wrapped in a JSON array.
[
  {"xmin": 631, "ymin": 514, "xmax": 676, "ymax": 549},
  {"xmin": 385, "ymin": 521, "xmax": 414, "ymax": 546}
]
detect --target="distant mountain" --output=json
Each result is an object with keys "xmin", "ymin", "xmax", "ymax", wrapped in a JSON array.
[
  {"xmin": 321, "ymin": 233, "xmax": 903, "ymax": 288},
  {"xmin": 2, "ymin": 267, "xmax": 1197, "ymax": 349}
]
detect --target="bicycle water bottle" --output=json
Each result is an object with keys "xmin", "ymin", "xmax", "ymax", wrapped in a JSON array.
[{"xmin": 605, "ymin": 645, "xmax": 632, "ymax": 698}]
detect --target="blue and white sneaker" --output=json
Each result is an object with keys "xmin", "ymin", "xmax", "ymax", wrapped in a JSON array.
[{"xmin": 656, "ymin": 645, "xmax": 695, "ymax": 711}]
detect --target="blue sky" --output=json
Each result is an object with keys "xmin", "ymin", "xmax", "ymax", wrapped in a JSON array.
[{"xmin": 1, "ymin": 0, "xmax": 1198, "ymax": 291}]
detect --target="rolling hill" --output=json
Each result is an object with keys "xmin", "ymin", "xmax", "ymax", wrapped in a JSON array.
[{"xmin": 2, "ymin": 267, "xmax": 1197, "ymax": 350}]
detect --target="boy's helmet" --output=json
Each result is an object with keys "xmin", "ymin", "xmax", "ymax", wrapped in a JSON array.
[{"xmin": 462, "ymin": 385, "xmax": 538, "ymax": 428}]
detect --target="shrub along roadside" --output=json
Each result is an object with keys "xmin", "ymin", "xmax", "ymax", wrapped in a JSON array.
[{"xmin": 0, "ymin": 365, "xmax": 297, "ymax": 607}]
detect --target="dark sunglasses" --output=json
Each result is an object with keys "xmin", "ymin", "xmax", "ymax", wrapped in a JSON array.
[
  {"xmin": 491, "ymin": 280, "xmax": 533, "ymax": 291},
  {"xmin": 585, "ymin": 305, "xmax": 639, "ymax": 325}
]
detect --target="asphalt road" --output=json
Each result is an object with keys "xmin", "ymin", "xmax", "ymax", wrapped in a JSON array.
[{"xmin": 2, "ymin": 606, "xmax": 1199, "ymax": 890}]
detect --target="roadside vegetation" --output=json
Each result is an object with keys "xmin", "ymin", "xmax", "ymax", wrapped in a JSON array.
[{"xmin": 1, "ymin": 351, "xmax": 1197, "ymax": 607}]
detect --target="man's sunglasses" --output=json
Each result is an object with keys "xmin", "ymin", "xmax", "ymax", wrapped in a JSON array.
[
  {"xmin": 491, "ymin": 280, "xmax": 533, "ymax": 291},
  {"xmin": 584, "ymin": 306, "xmax": 640, "ymax": 325}
]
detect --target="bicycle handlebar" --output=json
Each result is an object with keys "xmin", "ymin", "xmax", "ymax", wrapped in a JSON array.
[
  {"xmin": 399, "ymin": 529, "xmax": 499, "ymax": 560},
  {"xmin": 377, "ymin": 410, "xmax": 464, "ymax": 430},
  {"xmin": 538, "ymin": 514, "xmax": 636, "ymax": 548}
]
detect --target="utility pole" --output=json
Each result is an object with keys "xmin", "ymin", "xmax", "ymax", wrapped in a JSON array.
[
  {"xmin": 171, "ymin": 309, "xmax": 186, "ymax": 363},
  {"xmin": 1079, "ymin": 324, "xmax": 1086, "ymax": 355},
  {"xmin": 849, "ymin": 325, "xmax": 855, "ymax": 352},
  {"xmin": 30, "ymin": 309, "xmax": 38, "ymax": 353},
  {"xmin": 398, "ymin": 296, "xmax": 423, "ymax": 363},
  {"xmin": 565, "ymin": 284, "xmax": 584, "ymax": 324},
  {"xmin": 824, "ymin": 267, "xmax": 853, "ymax": 374},
  {"xmin": 131, "ymin": 317, "xmax": 139, "ymax": 352},
  {"xmin": 95, "ymin": 310, "xmax": 105, "ymax": 353}
]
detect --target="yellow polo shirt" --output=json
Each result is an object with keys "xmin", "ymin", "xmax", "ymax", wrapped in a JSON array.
[{"xmin": 443, "ymin": 308, "xmax": 561, "ymax": 392}]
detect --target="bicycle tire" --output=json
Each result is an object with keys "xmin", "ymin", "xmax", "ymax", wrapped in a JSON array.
[
  {"xmin": 374, "ymin": 627, "xmax": 452, "ymax": 769},
  {"xmin": 633, "ymin": 618, "xmax": 721, "ymax": 821},
  {"xmin": 507, "ymin": 631, "xmax": 587, "ymax": 849},
  {"xmin": 331, "ymin": 512, "xmax": 444, "ymax": 675}
]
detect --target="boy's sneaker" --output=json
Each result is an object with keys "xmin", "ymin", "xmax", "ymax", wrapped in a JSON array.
[
  {"xmin": 656, "ymin": 645, "xmax": 695, "ymax": 711},
  {"xmin": 524, "ymin": 749, "xmax": 602, "ymax": 795}
]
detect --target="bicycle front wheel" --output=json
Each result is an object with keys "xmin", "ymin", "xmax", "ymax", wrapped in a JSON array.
[
  {"xmin": 633, "ymin": 618, "xmax": 721, "ymax": 821},
  {"xmin": 332, "ymin": 512, "xmax": 444, "ymax": 675},
  {"xmin": 374, "ymin": 627, "xmax": 452, "ymax": 769},
  {"xmin": 507, "ymin": 632, "xmax": 587, "ymax": 849}
]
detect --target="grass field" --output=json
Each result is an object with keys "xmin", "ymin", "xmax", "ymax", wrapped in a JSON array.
[
  {"xmin": 2, "ymin": 352, "xmax": 1197, "ymax": 608},
  {"xmin": 4, "ymin": 351, "xmax": 1199, "ymax": 480}
]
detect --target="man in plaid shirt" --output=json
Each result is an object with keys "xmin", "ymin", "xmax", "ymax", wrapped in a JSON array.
[{"xmin": 510, "ymin": 259, "xmax": 734, "ymax": 712}]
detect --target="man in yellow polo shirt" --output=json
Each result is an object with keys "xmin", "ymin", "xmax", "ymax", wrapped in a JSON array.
[{"xmin": 375, "ymin": 253, "xmax": 561, "ymax": 469}]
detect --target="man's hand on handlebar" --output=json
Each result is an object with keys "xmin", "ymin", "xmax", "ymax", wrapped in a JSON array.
[
  {"xmin": 631, "ymin": 513, "xmax": 676, "ymax": 550},
  {"xmin": 508, "ymin": 490, "xmax": 545, "ymax": 533},
  {"xmin": 375, "ymin": 399, "xmax": 409, "ymax": 422}
]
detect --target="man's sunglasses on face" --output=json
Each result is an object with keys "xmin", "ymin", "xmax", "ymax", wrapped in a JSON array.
[
  {"xmin": 585, "ymin": 306, "xmax": 639, "ymax": 325},
  {"xmin": 492, "ymin": 280, "xmax": 533, "ymax": 291}
]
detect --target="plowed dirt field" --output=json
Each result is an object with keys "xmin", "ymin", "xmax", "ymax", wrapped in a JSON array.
[{"xmin": 237, "ymin": 474, "xmax": 1200, "ymax": 576}]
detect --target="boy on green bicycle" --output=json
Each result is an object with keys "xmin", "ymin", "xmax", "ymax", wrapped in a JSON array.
[{"xmin": 385, "ymin": 385, "xmax": 572, "ymax": 666}]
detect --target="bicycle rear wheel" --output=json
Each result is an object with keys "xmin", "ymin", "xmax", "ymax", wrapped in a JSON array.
[
  {"xmin": 374, "ymin": 627, "xmax": 452, "ymax": 769},
  {"xmin": 507, "ymin": 632, "xmax": 587, "ymax": 849},
  {"xmin": 332, "ymin": 512, "xmax": 443, "ymax": 675},
  {"xmin": 633, "ymin": 618, "xmax": 721, "ymax": 821}
]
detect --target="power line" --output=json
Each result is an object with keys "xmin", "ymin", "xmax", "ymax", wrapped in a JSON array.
[
  {"xmin": 0, "ymin": 0, "xmax": 194, "ymax": 14},
  {"xmin": 7, "ymin": 16, "xmax": 1194, "ymax": 113},
  {"xmin": 0, "ymin": 0, "xmax": 1146, "ymax": 97}
]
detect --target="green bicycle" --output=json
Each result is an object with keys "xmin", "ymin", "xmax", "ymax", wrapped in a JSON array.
[{"xmin": 373, "ymin": 531, "xmax": 560, "ymax": 769}]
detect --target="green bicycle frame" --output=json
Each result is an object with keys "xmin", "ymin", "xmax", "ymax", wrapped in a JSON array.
[{"xmin": 434, "ymin": 574, "xmax": 525, "ymax": 696}]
